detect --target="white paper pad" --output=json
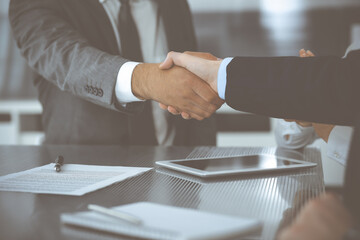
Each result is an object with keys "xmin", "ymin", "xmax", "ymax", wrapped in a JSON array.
[
  {"xmin": 0, "ymin": 164, "xmax": 151, "ymax": 196},
  {"xmin": 61, "ymin": 202, "xmax": 262, "ymax": 240}
]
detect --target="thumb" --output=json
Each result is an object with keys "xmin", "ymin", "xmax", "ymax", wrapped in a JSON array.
[
  {"xmin": 162, "ymin": 52, "xmax": 211, "ymax": 80},
  {"xmin": 160, "ymin": 51, "xmax": 201, "ymax": 73},
  {"xmin": 159, "ymin": 51, "xmax": 180, "ymax": 70}
]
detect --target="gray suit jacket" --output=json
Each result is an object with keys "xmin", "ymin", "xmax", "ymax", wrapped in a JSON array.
[{"xmin": 9, "ymin": 0, "xmax": 217, "ymax": 145}]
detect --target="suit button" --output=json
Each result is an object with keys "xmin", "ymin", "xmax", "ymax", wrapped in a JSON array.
[
  {"xmin": 89, "ymin": 86, "xmax": 95, "ymax": 94},
  {"xmin": 97, "ymin": 88, "xmax": 103, "ymax": 97}
]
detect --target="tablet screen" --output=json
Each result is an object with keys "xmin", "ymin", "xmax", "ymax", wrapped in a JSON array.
[{"xmin": 173, "ymin": 155, "xmax": 300, "ymax": 172}]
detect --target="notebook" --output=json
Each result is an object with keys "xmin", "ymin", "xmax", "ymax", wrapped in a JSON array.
[{"xmin": 61, "ymin": 202, "xmax": 262, "ymax": 240}]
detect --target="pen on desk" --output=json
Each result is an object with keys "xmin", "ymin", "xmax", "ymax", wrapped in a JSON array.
[
  {"xmin": 54, "ymin": 155, "xmax": 64, "ymax": 172},
  {"xmin": 88, "ymin": 204, "xmax": 142, "ymax": 225}
]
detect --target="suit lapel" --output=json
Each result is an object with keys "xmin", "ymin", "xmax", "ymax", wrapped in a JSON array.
[
  {"xmin": 85, "ymin": 0, "xmax": 120, "ymax": 54},
  {"xmin": 61, "ymin": 0, "xmax": 119, "ymax": 55}
]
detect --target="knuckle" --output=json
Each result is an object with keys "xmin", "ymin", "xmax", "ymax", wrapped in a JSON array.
[
  {"xmin": 209, "ymin": 105, "xmax": 217, "ymax": 113},
  {"xmin": 204, "ymin": 112, "xmax": 211, "ymax": 119},
  {"xmin": 197, "ymin": 116, "xmax": 204, "ymax": 121},
  {"xmin": 199, "ymin": 111, "xmax": 210, "ymax": 119},
  {"xmin": 167, "ymin": 51, "xmax": 175, "ymax": 58}
]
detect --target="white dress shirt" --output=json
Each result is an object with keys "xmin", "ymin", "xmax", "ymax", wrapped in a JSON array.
[
  {"xmin": 274, "ymin": 119, "xmax": 353, "ymax": 165},
  {"xmin": 100, "ymin": 0, "xmax": 176, "ymax": 145}
]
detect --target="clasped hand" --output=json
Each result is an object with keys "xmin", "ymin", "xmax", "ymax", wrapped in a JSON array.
[{"xmin": 157, "ymin": 51, "xmax": 224, "ymax": 120}]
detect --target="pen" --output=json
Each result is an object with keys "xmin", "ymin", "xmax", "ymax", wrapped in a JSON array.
[
  {"xmin": 54, "ymin": 155, "xmax": 64, "ymax": 172},
  {"xmin": 88, "ymin": 204, "xmax": 142, "ymax": 225}
]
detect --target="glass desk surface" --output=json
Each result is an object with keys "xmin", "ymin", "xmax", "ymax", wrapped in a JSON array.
[{"xmin": 0, "ymin": 145, "xmax": 324, "ymax": 240}]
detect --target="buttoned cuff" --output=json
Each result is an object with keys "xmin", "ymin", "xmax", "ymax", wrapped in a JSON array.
[
  {"xmin": 217, "ymin": 57, "xmax": 233, "ymax": 100},
  {"xmin": 327, "ymin": 126, "xmax": 353, "ymax": 165},
  {"xmin": 274, "ymin": 120, "xmax": 317, "ymax": 149},
  {"xmin": 115, "ymin": 62, "xmax": 145, "ymax": 104}
]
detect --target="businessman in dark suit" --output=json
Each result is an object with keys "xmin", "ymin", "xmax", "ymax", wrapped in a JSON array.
[
  {"xmin": 160, "ymin": 49, "xmax": 360, "ymax": 125},
  {"xmin": 9, "ymin": 0, "xmax": 223, "ymax": 146},
  {"xmin": 159, "ymin": 48, "xmax": 360, "ymax": 239}
]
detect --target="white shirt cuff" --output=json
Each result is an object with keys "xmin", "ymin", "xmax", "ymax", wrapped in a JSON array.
[
  {"xmin": 217, "ymin": 57, "xmax": 234, "ymax": 100},
  {"xmin": 274, "ymin": 119, "xmax": 317, "ymax": 149},
  {"xmin": 327, "ymin": 126, "xmax": 353, "ymax": 165},
  {"xmin": 115, "ymin": 61, "xmax": 145, "ymax": 104}
]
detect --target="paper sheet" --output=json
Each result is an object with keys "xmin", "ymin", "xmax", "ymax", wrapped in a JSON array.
[
  {"xmin": 0, "ymin": 164, "xmax": 151, "ymax": 196},
  {"xmin": 61, "ymin": 202, "xmax": 262, "ymax": 240}
]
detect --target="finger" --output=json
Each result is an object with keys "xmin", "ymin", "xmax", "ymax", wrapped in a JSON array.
[
  {"xmin": 187, "ymin": 91, "xmax": 219, "ymax": 117},
  {"xmin": 177, "ymin": 94, "xmax": 217, "ymax": 120},
  {"xmin": 159, "ymin": 103, "xmax": 168, "ymax": 110},
  {"xmin": 193, "ymin": 82, "xmax": 224, "ymax": 107},
  {"xmin": 182, "ymin": 101, "xmax": 213, "ymax": 120},
  {"xmin": 167, "ymin": 106, "xmax": 180, "ymax": 115},
  {"xmin": 299, "ymin": 49, "xmax": 306, "ymax": 57},
  {"xmin": 187, "ymin": 112, "xmax": 205, "ymax": 121},
  {"xmin": 306, "ymin": 50, "xmax": 315, "ymax": 57},
  {"xmin": 181, "ymin": 112, "xmax": 191, "ymax": 120},
  {"xmin": 159, "ymin": 51, "xmax": 178, "ymax": 70}
]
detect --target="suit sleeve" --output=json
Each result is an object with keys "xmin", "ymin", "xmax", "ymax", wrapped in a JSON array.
[
  {"xmin": 225, "ymin": 50, "xmax": 360, "ymax": 126},
  {"xmin": 9, "ymin": 0, "xmax": 143, "ymax": 113}
]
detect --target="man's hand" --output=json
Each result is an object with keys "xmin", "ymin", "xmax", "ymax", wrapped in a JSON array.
[
  {"xmin": 299, "ymin": 48, "xmax": 315, "ymax": 58},
  {"xmin": 159, "ymin": 51, "xmax": 222, "ymax": 93},
  {"xmin": 278, "ymin": 193, "xmax": 352, "ymax": 240},
  {"xmin": 158, "ymin": 51, "xmax": 224, "ymax": 119},
  {"xmin": 312, "ymin": 123, "xmax": 335, "ymax": 142},
  {"xmin": 132, "ymin": 63, "xmax": 223, "ymax": 121}
]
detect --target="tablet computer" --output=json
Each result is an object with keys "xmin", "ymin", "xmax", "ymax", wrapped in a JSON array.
[{"xmin": 156, "ymin": 154, "xmax": 317, "ymax": 178}]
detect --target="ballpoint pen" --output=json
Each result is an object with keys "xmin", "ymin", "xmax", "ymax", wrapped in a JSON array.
[
  {"xmin": 54, "ymin": 155, "xmax": 64, "ymax": 172},
  {"xmin": 88, "ymin": 204, "xmax": 142, "ymax": 225}
]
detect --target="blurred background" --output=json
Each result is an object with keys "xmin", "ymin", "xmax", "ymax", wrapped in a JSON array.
[{"xmin": 0, "ymin": 0, "xmax": 360, "ymax": 152}]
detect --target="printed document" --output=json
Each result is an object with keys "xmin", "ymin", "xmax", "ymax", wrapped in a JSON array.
[{"xmin": 0, "ymin": 164, "xmax": 151, "ymax": 196}]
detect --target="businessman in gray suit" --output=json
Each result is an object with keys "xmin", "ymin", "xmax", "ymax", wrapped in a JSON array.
[{"xmin": 9, "ymin": 0, "xmax": 223, "ymax": 146}]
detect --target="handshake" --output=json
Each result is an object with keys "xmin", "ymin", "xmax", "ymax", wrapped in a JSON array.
[
  {"xmin": 131, "ymin": 49, "xmax": 317, "ymax": 121},
  {"xmin": 131, "ymin": 52, "xmax": 224, "ymax": 121}
]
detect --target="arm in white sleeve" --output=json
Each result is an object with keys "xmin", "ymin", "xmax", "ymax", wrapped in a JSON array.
[
  {"xmin": 115, "ymin": 62, "xmax": 145, "ymax": 104},
  {"xmin": 274, "ymin": 119, "xmax": 318, "ymax": 149},
  {"xmin": 327, "ymin": 126, "xmax": 354, "ymax": 165}
]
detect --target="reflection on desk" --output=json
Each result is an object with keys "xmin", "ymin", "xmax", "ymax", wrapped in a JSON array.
[{"xmin": 0, "ymin": 145, "xmax": 324, "ymax": 240}]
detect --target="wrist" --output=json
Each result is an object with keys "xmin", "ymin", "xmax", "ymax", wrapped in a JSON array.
[{"xmin": 131, "ymin": 63, "xmax": 154, "ymax": 100}]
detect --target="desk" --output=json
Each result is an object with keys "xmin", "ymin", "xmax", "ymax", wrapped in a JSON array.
[{"xmin": 0, "ymin": 145, "xmax": 324, "ymax": 240}]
